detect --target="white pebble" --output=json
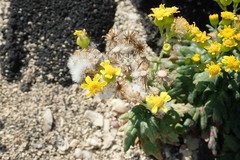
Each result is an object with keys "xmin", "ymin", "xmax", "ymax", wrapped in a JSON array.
[
  {"xmin": 84, "ymin": 110, "xmax": 104, "ymax": 127},
  {"xmin": 43, "ymin": 109, "xmax": 53, "ymax": 132}
]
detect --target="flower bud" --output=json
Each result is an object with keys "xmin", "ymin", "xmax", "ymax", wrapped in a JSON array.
[
  {"xmin": 209, "ymin": 14, "xmax": 219, "ymax": 27},
  {"xmin": 76, "ymin": 36, "xmax": 90, "ymax": 49},
  {"xmin": 185, "ymin": 58, "xmax": 192, "ymax": 65},
  {"xmin": 192, "ymin": 54, "xmax": 201, "ymax": 62},
  {"xmin": 163, "ymin": 42, "xmax": 172, "ymax": 53},
  {"xmin": 74, "ymin": 29, "xmax": 90, "ymax": 48}
]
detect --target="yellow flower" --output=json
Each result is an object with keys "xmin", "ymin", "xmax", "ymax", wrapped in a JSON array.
[
  {"xmin": 222, "ymin": 38, "xmax": 238, "ymax": 48},
  {"xmin": 148, "ymin": 4, "xmax": 179, "ymax": 21},
  {"xmin": 221, "ymin": 11, "xmax": 237, "ymax": 20},
  {"xmin": 146, "ymin": 92, "xmax": 171, "ymax": 114},
  {"xmin": 74, "ymin": 29, "xmax": 87, "ymax": 37},
  {"xmin": 205, "ymin": 61, "xmax": 222, "ymax": 77},
  {"xmin": 209, "ymin": 14, "xmax": 219, "ymax": 26},
  {"xmin": 192, "ymin": 31, "xmax": 210, "ymax": 43},
  {"xmin": 222, "ymin": 56, "xmax": 240, "ymax": 72},
  {"xmin": 100, "ymin": 60, "xmax": 121, "ymax": 80},
  {"xmin": 209, "ymin": 14, "xmax": 219, "ymax": 20},
  {"xmin": 218, "ymin": 25, "xmax": 236, "ymax": 39},
  {"xmin": 189, "ymin": 22, "xmax": 201, "ymax": 35},
  {"xmin": 192, "ymin": 53, "xmax": 201, "ymax": 62},
  {"xmin": 81, "ymin": 74, "xmax": 107, "ymax": 97},
  {"xmin": 204, "ymin": 41, "xmax": 222, "ymax": 56}
]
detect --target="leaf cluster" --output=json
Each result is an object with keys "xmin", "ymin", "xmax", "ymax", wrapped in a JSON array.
[{"xmin": 121, "ymin": 105, "xmax": 184, "ymax": 159}]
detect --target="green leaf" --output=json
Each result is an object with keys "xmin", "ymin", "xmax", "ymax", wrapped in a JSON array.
[
  {"xmin": 160, "ymin": 58, "xmax": 177, "ymax": 69},
  {"xmin": 200, "ymin": 108, "xmax": 207, "ymax": 131},
  {"xmin": 223, "ymin": 134, "xmax": 240, "ymax": 152},
  {"xmin": 163, "ymin": 109, "xmax": 181, "ymax": 124},
  {"xmin": 141, "ymin": 138, "xmax": 163, "ymax": 160},
  {"xmin": 146, "ymin": 120, "xmax": 160, "ymax": 143},
  {"xmin": 119, "ymin": 112, "xmax": 129, "ymax": 120},
  {"xmin": 234, "ymin": 153, "xmax": 240, "ymax": 160},
  {"xmin": 140, "ymin": 121, "xmax": 148, "ymax": 136},
  {"xmin": 124, "ymin": 128, "xmax": 138, "ymax": 152},
  {"xmin": 187, "ymin": 89, "xmax": 198, "ymax": 104},
  {"xmin": 193, "ymin": 72, "xmax": 211, "ymax": 84},
  {"xmin": 205, "ymin": 92, "xmax": 228, "ymax": 123}
]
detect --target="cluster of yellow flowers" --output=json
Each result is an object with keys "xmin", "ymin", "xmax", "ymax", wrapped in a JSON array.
[
  {"xmin": 205, "ymin": 56, "xmax": 240, "ymax": 77},
  {"xmin": 80, "ymin": 60, "xmax": 121, "ymax": 97},
  {"xmin": 203, "ymin": 11, "xmax": 240, "ymax": 77},
  {"xmin": 150, "ymin": 4, "xmax": 240, "ymax": 78}
]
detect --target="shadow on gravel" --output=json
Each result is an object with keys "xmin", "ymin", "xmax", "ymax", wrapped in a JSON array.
[{"xmin": 0, "ymin": 0, "xmax": 116, "ymax": 86}]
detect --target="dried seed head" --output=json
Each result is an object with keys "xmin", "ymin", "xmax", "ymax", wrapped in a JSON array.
[
  {"xmin": 103, "ymin": 29, "xmax": 120, "ymax": 45},
  {"xmin": 172, "ymin": 16, "xmax": 190, "ymax": 36},
  {"xmin": 123, "ymin": 30, "xmax": 137, "ymax": 44},
  {"xmin": 133, "ymin": 41, "xmax": 144, "ymax": 54}
]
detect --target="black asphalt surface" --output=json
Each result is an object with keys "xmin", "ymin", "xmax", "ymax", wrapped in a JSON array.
[{"xmin": 0, "ymin": 0, "xmax": 116, "ymax": 86}]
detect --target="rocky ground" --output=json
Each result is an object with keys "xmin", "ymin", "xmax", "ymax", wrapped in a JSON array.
[{"xmin": 0, "ymin": 0, "xmax": 217, "ymax": 159}]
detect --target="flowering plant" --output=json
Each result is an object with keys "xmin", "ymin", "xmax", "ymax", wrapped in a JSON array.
[
  {"xmin": 145, "ymin": 0, "xmax": 240, "ymax": 159},
  {"xmin": 68, "ymin": 0, "xmax": 240, "ymax": 159}
]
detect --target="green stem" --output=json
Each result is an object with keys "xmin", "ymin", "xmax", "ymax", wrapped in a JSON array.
[
  {"xmin": 216, "ymin": 1, "xmax": 227, "ymax": 10},
  {"xmin": 158, "ymin": 26, "xmax": 165, "ymax": 41},
  {"xmin": 165, "ymin": 25, "xmax": 171, "ymax": 42},
  {"xmin": 154, "ymin": 50, "xmax": 165, "ymax": 73},
  {"xmin": 233, "ymin": 2, "xmax": 239, "ymax": 14}
]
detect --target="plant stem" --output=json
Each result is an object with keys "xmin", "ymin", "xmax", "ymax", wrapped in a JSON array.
[
  {"xmin": 154, "ymin": 50, "xmax": 165, "ymax": 73},
  {"xmin": 233, "ymin": 2, "xmax": 239, "ymax": 14},
  {"xmin": 158, "ymin": 27, "xmax": 165, "ymax": 41}
]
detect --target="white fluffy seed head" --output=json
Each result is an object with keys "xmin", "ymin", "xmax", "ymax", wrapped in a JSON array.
[{"xmin": 67, "ymin": 54, "xmax": 94, "ymax": 83}]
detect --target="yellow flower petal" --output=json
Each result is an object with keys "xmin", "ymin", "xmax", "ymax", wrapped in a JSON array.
[
  {"xmin": 116, "ymin": 68, "xmax": 121, "ymax": 75},
  {"xmin": 100, "ymin": 70, "xmax": 106, "ymax": 75},
  {"xmin": 85, "ymin": 76, "xmax": 92, "ymax": 84},
  {"xmin": 93, "ymin": 74, "xmax": 100, "ymax": 81},
  {"xmin": 151, "ymin": 106, "xmax": 158, "ymax": 114},
  {"xmin": 80, "ymin": 83, "xmax": 89, "ymax": 89},
  {"xmin": 86, "ymin": 92, "xmax": 92, "ymax": 97},
  {"xmin": 100, "ymin": 60, "xmax": 110, "ymax": 67},
  {"xmin": 160, "ymin": 92, "xmax": 171, "ymax": 101},
  {"xmin": 100, "ymin": 81, "xmax": 108, "ymax": 86},
  {"xmin": 162, "ymin": 106, "xmax": 168, "ymax": 113},
  {"xmin": 104, "ymin": 74, "xmax": 113, "ymax": 79}
]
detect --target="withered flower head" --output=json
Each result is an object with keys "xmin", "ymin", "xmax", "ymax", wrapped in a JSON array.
[
  {"xmin": 103, "ymin": 29, "xmax": 120, "ymax": 45},
  {"xmin": 123, "ymin": 30, "xmax": 137, "ymax": 44},
  {"xmin": 133, "ymin": 41, "xmax": 145, "ymax": 54}
]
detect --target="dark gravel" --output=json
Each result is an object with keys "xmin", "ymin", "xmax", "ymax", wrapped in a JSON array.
[{"xmin": 0, "ymin": 0, "xmax": 116, "ymax": 86}]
